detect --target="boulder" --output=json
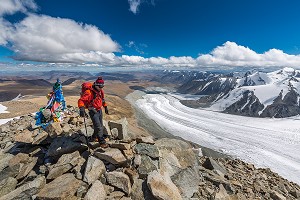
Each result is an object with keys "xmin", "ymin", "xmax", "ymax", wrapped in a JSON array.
[
  {"xmin": 32, "ymin": 130, "xmax": 48, "ymax": 145},
  {"xmin": 136, "ymin": 136, "xmax": 155, "ymax": 144},
  {"xmin": 80, "ymin": 126, "xmax": 94, "ymax": 137},
  {"xmin": 147, "ymin": 170, "xmax": 182, "ymax": 200},
  {"xmin": 215, "ymin": 184, "xmax": 230, "ymax": 200},
  {"xmin": 108, "ymin": 118, "xmax": 129, "ymax": 140},
  {"xmin": 0, "ymin": 153, "xmax": 13, "ymax": 172},
  {"xmin": 62, "ymin": 123, "xmax": 71, "ymax": 135},
  {"xmin": 37, "ymin": 173, "xmax": 83, "ymax": 200},
  {"xmin": 14, "ymin": 129, "xmax": 33, "ymax": 143},
  {"xmin": 8, "ymin": 153, "xmax": 38, "ymax": 180},
  {"xmin": 47, "ymin": 151, "xmax": 82, "ymax": 180},
  {"xmin": 0, "ymin": 177, "xmax": 18, "ymax": 198},
  {"xmin": 84, "ymin": 156, "xmax": 106, "ymax": 185},
  {"xmin": 46, "ymin": 137, "xmax": 87, "ymax": 157},
  {"xmin": 94, "ymin": 148, "xmax": 127, "ymax": 165},
  {"xmin": 155, "ymin": 138, "xmax": 198, "ymax": 176},
  {"xmin": 0, "ymin": 176, "xmax": 45, "ymax": 200},
  {"xmin": 106, "ymin": 171, "xmax": 131, "ymax": 195},
  {"xmin": 131, "ymin": 178, "xmax": 155, "ymax": 200},
  {"xmin": 171, "ymin": 167, "xmax": 201, "ymax": 199},
  {"xmin": 202, "ymin": 157, "xmax": 227, "ymax": 175},
  {"xmin": 103, "ymin": 120, "xmax": 112, "ymax": 136},
  {"xmin": 84, "ymin": 180, "xmax": 106, "ymax": 200},
  {"xmin": 137, "ymin": 155, "xmax": 158, "ymax": 178},
  {"xmin": 134, "ymin": 143, "xmax": 159, "ymax": 159},
  {"xmin": 270, "ymin": 191, "xmax": 286, "ymax": 200},
  {"xmin": 111, "ymin": 128, "xmax": 118, "ymax": 139},
  {"xmin": 110, "ymin": 142, "xmax": 131, "ymax": 150},
  {"xmin": 46, "ymin": 122, "xmax": 63, "ymax": 138}
]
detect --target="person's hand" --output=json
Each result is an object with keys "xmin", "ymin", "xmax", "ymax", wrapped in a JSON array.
[
  {"xmin": 79, "ymin": 107, "xmax": 87, "ymax": 117},
  {"xmin": 104, "ymin": 106, "xmax": 109, "ymax": 115}
]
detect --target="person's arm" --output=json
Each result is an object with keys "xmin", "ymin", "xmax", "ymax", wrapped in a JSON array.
[
  {"xmin": 101, "ymin": 89, "xmax": 109, "ymax": 114},
  {"xmin": 78, "ymin": 90, "xmax": 92, "ymax": 117}
]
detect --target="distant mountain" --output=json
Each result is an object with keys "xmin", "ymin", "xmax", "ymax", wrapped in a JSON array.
[
  {"xmin": 159, "ymin": 68, "xmax": 300, "ymax": 118},
  {"xmin": 16, "ymin": 79, "xmax": 52, "ymax": 87}
]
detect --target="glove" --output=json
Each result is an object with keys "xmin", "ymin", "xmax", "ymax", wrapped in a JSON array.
[
  {"xmin": 104, "ymin": 106, "xmax": 109, "ymax": 115},
  {"xmin": 79, "ymin": 107, "xmax": 87, "ymax": 117}
]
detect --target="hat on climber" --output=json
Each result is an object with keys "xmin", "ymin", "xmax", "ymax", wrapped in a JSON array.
[{"xmin": 94, "ymin": 76, "xmax": 104, "ymax": 87}]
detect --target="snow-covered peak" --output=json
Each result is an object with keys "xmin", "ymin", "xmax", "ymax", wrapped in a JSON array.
[{"xmin": 237, "ymin": 71, "xmax": 271, "ymax": 87}]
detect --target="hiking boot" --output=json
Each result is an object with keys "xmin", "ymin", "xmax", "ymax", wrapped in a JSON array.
[{"xmin": 99, "ymin": 143, "xmax": 109, "ymax": 148}]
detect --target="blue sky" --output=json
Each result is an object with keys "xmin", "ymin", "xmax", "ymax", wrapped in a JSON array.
[{"xmin": 1, "ymin": 0, "xmax": 300, "ymax": 70}]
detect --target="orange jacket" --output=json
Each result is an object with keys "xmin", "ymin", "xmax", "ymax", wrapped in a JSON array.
[{"xmin": 78, "ymin": 82, "xmax": 107, "ymax": 111}]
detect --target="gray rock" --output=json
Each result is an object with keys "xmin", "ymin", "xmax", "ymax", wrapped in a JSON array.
[
  {"xmin": 94, "ymin": 148, "xmax": 127, "ymax": 165},
  {"xmin": 202, "ymin": 157, "xmax": 227, "ymax": 175},
  {"xmin": 171, "ymin": 167, "xmax": 201, "ymax": 199},
  {"xmin": 80, "ymin": 126, "xmax": 94, "ymax": 137},
  {"xmin": 290, "ymin": 190, "xmax": 300, "ymax": 198},
  {"xmin": 8, "ymin": 153, "xmax": 38, "ymax": 180},
  {"xmin": 37, "ymin": 173, "xmax": 83, "ymax": 200},
  {"xmin": 133, "ymin": 154, "xmax": 142, "ymax": 167},
  {"xmin": 111, "ymin": 128, "xmax": 118, "ymax": 139},
  {"xmin": 0, "ymin": 176, "xmax": 46, "ymax": 200},
  {"xmin": 106, "ymin": 171, "xmax": 131, "ymax": 195},
  {"xmin": 0, "ymin": 125, "xmax": 10, "ymax": 133},
  {"xmin": 84, "ymin": 156, "xmax": 106, "ymax": 185},
  {"xmin": 46, "ymin": 122, "xmax": 63, "ymax": 138},
  {"xmin": 215, "ymin": 184, "xmax": 230, "ymax": 200},
  {"xmin": 110, "ymin": 142, "xmax": 131, "ymax": 150},
  {"xmin": 108, "ymin": 118, "xmax": 129, "ymax": 140},
  {"xmin": 14, "ymin": 129, "xmax": 33, "ymax": 143},
  {"xmin": 62, "ymin": 123, "xmax": 72, "ymax": 135},
  {"xmin": 136, "ymin": 136, "xmax": 155, "ymax": 144},
  {"xmin": 0, "ymin": 153, "xmax": 13, "ymax": 172},
  {"xmin": 131, "ymin": 179, "xmax": 155, "ymax": 200},
  {"xmin": 137, "ymin": 155, "xmax": 158, "ymax": 178},
  {"xmin": 0, "ymin": 177, "xmax": 18, "ymax": 198},
  {"xmin": 0, "ymin": 164, "xmax": 19, "ymax": 181},
  {"xmin": 134, "ymin": 143, "xmax": 159, "ymax": 159},
  {"xmin": 46, "ymin": 137, "xmax": 87, "ymax": 157},
  {"xmin": 84, "ymin": 180, "xmax": 106, "ymax": 200},
  {"xmin": 270, "ymin": 191, "xmax": 286, "ymax": 200},
  {"xmin": 76, "ymin": 185, "xmax": 88, "ymax": 198},
  {"xmin": 147, "ymin": 170, "xmax": 182, "ymax": 200},
  {"xmin": 103, "ymin": 120, "xmax": 112, "ymax": 137},
  {"xmin": 32, "ymin": 130, "xmax": 48, "ymax": 145},
  {"xmin": 155, "ymin": 138, "xmax": 198, "ymax": 176},
  {"xmin": 106, "ymin": 191, "xmax": 125, "ymax": 199},
  {"xmin": 47, "ymin": 151, "xmax": 81, "ymax": 180}
]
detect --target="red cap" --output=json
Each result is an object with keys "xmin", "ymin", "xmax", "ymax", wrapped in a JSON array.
[{"xmin": 95, "ymin": 77, "xmax": 104, "ymax": 86}]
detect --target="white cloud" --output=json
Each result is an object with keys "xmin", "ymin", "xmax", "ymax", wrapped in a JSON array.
[
  {"xmin": 0, "ymin": 18, "xmax": 13, "ymax": 45},
  {"xmin": 0, "ymin": 0, "xmax": 37, "ymax": 16},
  {"xmin": 128, "ymin": 0, "xmax": 155, "ymax": 14},
  {"xmin": 128, "ymin": 0, "xmax": 141, "ymax": 14},
  {"xmin": 196, "ymin": 41, "xmax": 300, "ymax": 68},
  {"xmin": 5, "ymin": 14, "xmax": 120, "ymax": 62}
]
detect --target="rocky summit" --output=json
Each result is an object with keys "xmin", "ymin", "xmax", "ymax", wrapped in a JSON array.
[{"xmin": 0, "ymin": 106, "xmax": 299, "ymax": 200}]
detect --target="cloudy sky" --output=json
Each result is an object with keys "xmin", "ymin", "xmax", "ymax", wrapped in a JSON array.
[{"xmin": 1, "ymin": 0, "xmax": 300, "ymax": 70}]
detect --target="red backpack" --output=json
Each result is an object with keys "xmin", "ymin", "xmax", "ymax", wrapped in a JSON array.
[{"xmin": 81, "ymin": 82, "xmax": 93, "ymax": 96}]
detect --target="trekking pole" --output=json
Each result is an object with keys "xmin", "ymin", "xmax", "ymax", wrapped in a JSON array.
[{"xmin": 83, "ymin": 116, "xmax": 90, "ymax": 153}]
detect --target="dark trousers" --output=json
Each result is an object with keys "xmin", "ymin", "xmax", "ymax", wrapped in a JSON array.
[{"xmin": 89, "ymin": 109, "xmax": 106, "ymax": 143}]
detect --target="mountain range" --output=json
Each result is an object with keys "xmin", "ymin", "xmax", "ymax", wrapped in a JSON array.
[{"xmin": 159, "ymin": 67, "xmax": 300, "ymax": 118}]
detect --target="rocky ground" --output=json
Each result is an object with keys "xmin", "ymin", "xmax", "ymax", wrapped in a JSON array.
[{"xmin": 0, "ymin": 106, "xmax": 299, "ymax": 200}]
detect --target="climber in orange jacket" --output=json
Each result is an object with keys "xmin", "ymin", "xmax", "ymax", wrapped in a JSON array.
[{"xmin": 78, "ymin": 77, "xmax": 109, "ymax": 148}]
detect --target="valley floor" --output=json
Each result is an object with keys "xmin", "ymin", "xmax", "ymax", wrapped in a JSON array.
[{"xmin": 135, "ymin": 92, "xmax": 300, "ymax": 185}]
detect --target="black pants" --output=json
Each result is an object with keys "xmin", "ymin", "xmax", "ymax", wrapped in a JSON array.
[{"xmin": 89, "ymin": 109, "xmax": 106, "ymax": 143}]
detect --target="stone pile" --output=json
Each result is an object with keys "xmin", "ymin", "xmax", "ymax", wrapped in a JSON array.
[{"xmin": 0, "ymin": 106, "xmax": 299, "ymax": 200}]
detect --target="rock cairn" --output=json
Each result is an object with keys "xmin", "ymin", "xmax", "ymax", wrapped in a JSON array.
[{"xmin": 0, "ymin": 106, "xmax": 299, "ymax": 200}]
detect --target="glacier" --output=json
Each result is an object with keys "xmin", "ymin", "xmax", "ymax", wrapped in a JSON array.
[{"xmin": 136, "ymin": 93, "xmax": 300, "ymax": 185}]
